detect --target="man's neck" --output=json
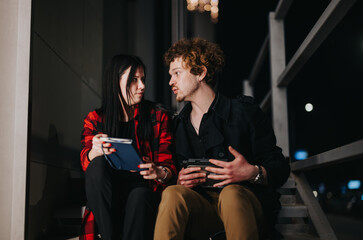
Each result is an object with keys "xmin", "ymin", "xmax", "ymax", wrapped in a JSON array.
[{"xmin": 189, "ymin": 85, "xmax": 216, "ymax": 116}]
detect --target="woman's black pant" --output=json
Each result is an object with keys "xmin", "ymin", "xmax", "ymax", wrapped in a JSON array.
[{"xmin": 85, "ymin": 156, "xmax": 160, "ymax": 240}]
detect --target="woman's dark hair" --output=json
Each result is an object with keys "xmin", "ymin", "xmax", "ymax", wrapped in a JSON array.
[{"xmin": 99, "ymin": 54, "xmax": 154, "ymax": 145}]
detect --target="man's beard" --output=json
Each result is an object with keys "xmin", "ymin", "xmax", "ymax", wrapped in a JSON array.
[{"xmin": 176, "ymin": 94, "xmax": 184, "ymax": 102}]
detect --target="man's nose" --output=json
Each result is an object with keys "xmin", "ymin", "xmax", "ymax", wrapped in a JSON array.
[{"xmin": 169, "ymin": 77, "xmax": 174, "ymax": 86}]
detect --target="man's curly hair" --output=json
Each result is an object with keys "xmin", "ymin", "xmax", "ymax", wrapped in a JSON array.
[{"xmin": 164, "ymin": 38, "xmax": 225, "ymax": 87}]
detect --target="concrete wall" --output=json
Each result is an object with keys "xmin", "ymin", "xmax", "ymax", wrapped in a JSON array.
[
  {"xmin": 103, "ymin": 0, "xmax": 159, "ymax": 101},
  {"xmin": 27, "ymin": 0, "xmax": 103, "ymax": 238},
  {"xmin": 27, "ymin": 0, "xmax": 163, "ymax": 238},
  {"xmin": 0, "ymin": 0, "xmax": 170, "ymax": 238},
  {"xmin": 189, "ymin": 11, "xmax": 216, "ymax": 42},
  {"xmin": 0, "ymin": 0, "xmax": 31, "ymax": 239}
]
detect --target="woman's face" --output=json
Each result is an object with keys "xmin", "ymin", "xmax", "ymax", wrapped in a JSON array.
[{"xmin": 120, "ymin": 66, "xmax": 145, "ymax": 106}]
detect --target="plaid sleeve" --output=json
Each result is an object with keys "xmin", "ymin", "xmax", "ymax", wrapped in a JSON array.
[
  {"xmin": 153, "ymin": 110, "xmax": 177, "ymax": 184},
  {"xmin": 80, "ymin": 111, "xmax": 101, "ymax": 172}
]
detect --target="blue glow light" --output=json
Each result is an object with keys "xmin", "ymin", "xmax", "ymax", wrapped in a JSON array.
[
  {"xmin": 347, "ymin": 180, "xmax": 361, "ymax": 190},
  {"xmin": 318, "ymin": 183, "xmax": 325, "ymax": 194},
  {"xmin": 294, "ymin": 150, "xmax": 308, "ymax": 160},
  {"xmin": 361, "ymin": 194, "xmax": 363, "ymax": 201},
  {"xmin": 341, "ymin": 186, "xmax": 347, "ymax": 195}
]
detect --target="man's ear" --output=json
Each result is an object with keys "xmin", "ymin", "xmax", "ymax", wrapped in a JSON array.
[{"xmin": 198, "ymin": 66, "xmax": 207, "ymax": 82}]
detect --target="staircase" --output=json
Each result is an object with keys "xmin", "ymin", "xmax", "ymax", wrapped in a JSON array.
[
  {"xmin": 44, "ymin": 177, "xmax": 86, "ymax": 240},
  {"xmin": 276, "ymin": 173, "xmax": 337, "ymax": 240},
  {"xmin": 47, "ymin": 174, "xmax": 337, "ymax": 240}
]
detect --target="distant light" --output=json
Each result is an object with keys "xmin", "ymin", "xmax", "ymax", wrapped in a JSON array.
[
  {"xmin": 318, "ymin": 183, "xmax": 325, "ymax": 194},
  {"xmin": 294, "ymin": 150, "xmax": 308, "ymax": 160},
  {"xmin": 204, "ymin": 4, "xmax": 211, "ymax": 11},
  {"xmin": 305, "ymin": 103, "xmax": 313, "ymax": 112},
  {"xmin": 341, "ymin": 186, "xmax": 347, "ymax": 195},
  {"xmin": 211, "ymin": 6, "xmax": 219, "ymax": 13},
  {"xmin": 313, "ymin": 191, "xmax": 318, "ymax": 197},
  {"xmin": 347, "ymin": 180, "xmax": 361, "ymax": 190},
  {"xmin": 361, "ymin": 194, "xmax": 363, "ymax": 201}
]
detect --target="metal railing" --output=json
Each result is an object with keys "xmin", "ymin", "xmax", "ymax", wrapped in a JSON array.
[{"xmin": 244, "ymin": 1, "xmax": 358, "ymax": 239}]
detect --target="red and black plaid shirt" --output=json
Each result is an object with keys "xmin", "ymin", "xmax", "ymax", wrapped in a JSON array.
[{"xmin": 79, "ymin": 104, "xmax": 176, "ymax": 240}]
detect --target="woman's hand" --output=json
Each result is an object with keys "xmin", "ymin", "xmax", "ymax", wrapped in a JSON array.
[
  {"xmin": 88, "ymin": 134, "xmax": 116, "ymax": 161},
  {"xmin": 139, "ymin": 157, "xmax": 169, "ymax": 181}
]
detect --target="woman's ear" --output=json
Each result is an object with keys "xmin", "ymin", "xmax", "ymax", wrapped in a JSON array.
[{"xmin": 198, "ymin": 66, "xmax": 207, "ymax": 82}]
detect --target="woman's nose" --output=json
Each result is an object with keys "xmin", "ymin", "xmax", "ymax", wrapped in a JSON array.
[{"xmin": 138, "ymin": 79, "xmax": 145, "ymax": 90}]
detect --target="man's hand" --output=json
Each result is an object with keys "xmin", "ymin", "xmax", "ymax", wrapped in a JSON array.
[
  {"xmin": 205, "ymin": 146, "xmax": 258, "ymax": 187},
  {"xmin": 177, "ymin": 167, "xmax": 206, "ymax": 188}
]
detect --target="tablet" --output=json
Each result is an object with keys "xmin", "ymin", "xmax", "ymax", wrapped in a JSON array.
[
  {"xmin": 182, "ymin": 158, "xmax": 228, "ymax": 188},
  {"xmin": 100, "ymin": 137, "xmax": 143, "ymax": 171}
]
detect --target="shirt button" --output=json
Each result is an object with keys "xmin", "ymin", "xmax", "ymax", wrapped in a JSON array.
[{"xmin": 218, "ymin": 152, "xmax": 224, "ymax": 158}]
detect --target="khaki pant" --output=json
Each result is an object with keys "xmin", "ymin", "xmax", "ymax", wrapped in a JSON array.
[{"xmin": 154, "ymin": 184, "xmax": 265, "ymax": 240}]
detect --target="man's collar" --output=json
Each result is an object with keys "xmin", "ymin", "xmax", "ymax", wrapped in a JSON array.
[
  {"xmin": 178, "ymin": 102, "xmax": 192, "ymax": 120},
  {"xmin": 210, "ymin": 93, "xmax": 230, "ymax": 121},
  {"xmin": 177, "ymin": 93, "xmax": 230, "ymax": 121}
]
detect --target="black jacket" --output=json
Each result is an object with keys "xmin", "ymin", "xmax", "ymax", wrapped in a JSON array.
[{"xmin": 173, "ymin": 93, "xmax": 290, "ymax": 215}]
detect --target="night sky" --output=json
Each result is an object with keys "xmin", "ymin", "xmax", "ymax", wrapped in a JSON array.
[
  {"xmin": 214, "ymin": 0, "xmax": 363, "ymax": 211},
  {"xmin": 215, "ymin": 0, "xmax": 363, "ymax": 161}
]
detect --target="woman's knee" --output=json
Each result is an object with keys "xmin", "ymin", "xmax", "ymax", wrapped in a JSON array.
[
  {"xmin": 127, "ymin": 187, "xmax": 159, "ymax": 206},
  {"xmin": 85, "ymin": 156, "xmax": 111, "ymax": 186}
]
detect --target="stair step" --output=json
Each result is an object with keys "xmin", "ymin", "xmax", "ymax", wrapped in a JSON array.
[
  {"xmin": 45, "ymin": 237, "xmax": 79, "ymax": 240},
  {"xmin": 54, "ymin": 205, "xmax": 84, "ymax": 219},
  {"xmin": 50, "ymin": 205, "xmax": 83, "ymax": 240},
  {"xmin": 276, "ymin": 223, "xmax": 313, "ymax": 234},
  {"xmin": 281, "ymin": 177, "xmax": 296, "ymax": 189},
  {"xmin": 280, "ymin": 195, "xmax": 297, "ymax": 205},
  {"xmin": 277, "ymin": 188, "xmax": 295, "ymax": 195},
  {"xmin": 66, "ymin": 178, "xmax": 87, "ymax": 205},
  {"xmin": 282, "ymin": 233, "xmax": 319, "ymax": 240},
  {"xmin": 279, "ymin": 205, "xmax": 309, "ymax": 218}
]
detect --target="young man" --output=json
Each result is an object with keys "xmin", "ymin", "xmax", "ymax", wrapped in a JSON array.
[{"xmin": 154, "ymin": 38, "xmax": 290, "ymax": 240}]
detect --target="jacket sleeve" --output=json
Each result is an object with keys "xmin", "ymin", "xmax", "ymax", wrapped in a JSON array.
[
  {"xmin": 241, "ymin": 97, "xmax": 290, "ymax": 188},
  {"xmin": 80, "ymin": 111, "xmax": 100, "ymax": 172},
  {"xmin": 154, "ymin": 111, "xmax": 177, "ymax": 182}
]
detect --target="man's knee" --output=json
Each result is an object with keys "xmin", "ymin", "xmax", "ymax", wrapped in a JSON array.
[
  {"xmin": 219, "ymin": 184, "xmax": 254, "ymax": 209},
  {"xmin": 159, "ymin": 185, "xmax": 200, "ymax": 212},
  {"xmin": 219, "ymin": 184, "xmax": 263, "ymax": 221},
  {"xmin": 162, "ymin": 185, "xmax": 191, "ymax": 202}
]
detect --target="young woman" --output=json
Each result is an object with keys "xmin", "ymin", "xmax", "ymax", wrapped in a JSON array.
[{"xmin": 79, "ymin": 54, "xmax": 176, "ymax": 240}]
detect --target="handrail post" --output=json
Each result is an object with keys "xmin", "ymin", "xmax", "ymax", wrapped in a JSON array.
[
  {"xmin": 243, "ymin": 79, "xmax": 254, "ymax": 97},
  {"xmin": 268, "ymin": 12, "xmax": 290, "ymax": 158},
  {"xmin": 293, "ymin": 172, "xmax": 338, "ymax": 240}
]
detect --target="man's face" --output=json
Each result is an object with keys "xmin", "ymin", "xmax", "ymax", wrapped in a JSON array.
[{"xmin": 168, "ymin": 57, "xmax": 199, "ymax": 102}]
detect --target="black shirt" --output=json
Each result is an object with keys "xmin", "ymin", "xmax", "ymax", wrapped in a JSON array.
[
  {"xmin": 186, "ymin": 97, "xmax": 218, "ymax": 159},
  {"xmin": 118, "ymin": 119, "xmax": 138, "ymax": 152},
  {"xmin": 174, "ymin": 93, "xmax": 290, "ymax": 214}
]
